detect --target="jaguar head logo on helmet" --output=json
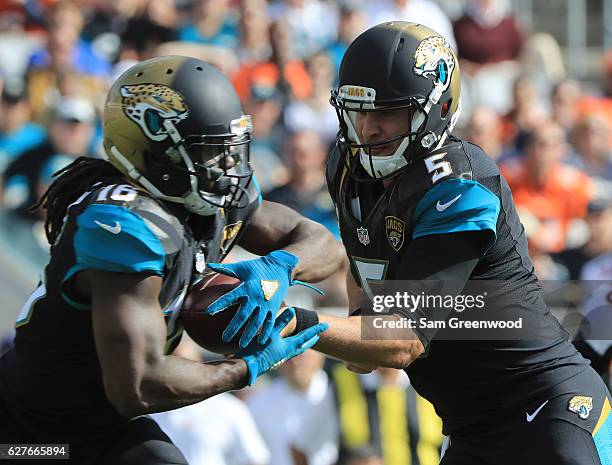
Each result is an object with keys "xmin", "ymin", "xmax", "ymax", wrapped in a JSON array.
[
  {"xmin": 104, "ymin": 56, "xmax": 253, "ymax": 216},
  {"xmin": 120, "ymin": 84, "xmax": 190, "ymax": 142},
  {"xmin": 330, "ymin": 22, "xmax": 461, "ymax": 181},
  {"xmin": 413, "ymin": 36, "xmax": 455, "ymax": 94}
]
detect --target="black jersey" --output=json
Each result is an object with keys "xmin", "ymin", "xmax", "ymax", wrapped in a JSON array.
[
  {"xmin": 327, "ymin": 138, "xmax": 589, "ymax": 435},
  {"xmin": 0, "ymin": 180, "xmax": 259, "ymax": 444}
]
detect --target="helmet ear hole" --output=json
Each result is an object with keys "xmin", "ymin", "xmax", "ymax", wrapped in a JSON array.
[
  {"xmin": 144, "ymin": 151, "xmax": 191, "ymax": 197},
  {"xmin": 441, "ymin": 99, "xmax": 452, "ymax": 118}
]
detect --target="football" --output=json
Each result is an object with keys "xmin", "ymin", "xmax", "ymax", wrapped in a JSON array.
[{"xmin": 180, "ymin": 272, "xmax": 243, "ymax": 355}]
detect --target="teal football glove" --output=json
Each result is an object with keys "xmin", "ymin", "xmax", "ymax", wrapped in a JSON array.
[
  {"xmin": 239, "ymin": 307, "xmax": 328, "ymax": 385},
  {"xmin": 206, "ymin": 250, "xmax": 298, "ymax": 348}
]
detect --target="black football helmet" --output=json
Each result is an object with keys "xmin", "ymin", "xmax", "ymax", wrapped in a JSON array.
[
  {"xmin": 104, "ymin": 56, "xmax": 253, "ymax": 215},
  {"xmin": 330, "ymin": 22, "xmax": 461, "ymax": 180}
]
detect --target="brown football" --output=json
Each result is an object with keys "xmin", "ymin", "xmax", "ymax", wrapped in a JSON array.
[{"xmin": 180, "ymin": 272, "xmax": 243, "ymax": 355}]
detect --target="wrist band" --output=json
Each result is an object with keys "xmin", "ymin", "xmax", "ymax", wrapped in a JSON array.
[{"xmin": 292, "ymin": 307, "xmax": 319, "ymax": 335}]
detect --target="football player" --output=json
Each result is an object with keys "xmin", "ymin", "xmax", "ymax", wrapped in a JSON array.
[
  {"xmin": 218, "ymin": 23, "xmax": 610, "ymax": 464},
  {"xmin": 0, "ymin": 56, "xmax": 341, "ymax": 464}
]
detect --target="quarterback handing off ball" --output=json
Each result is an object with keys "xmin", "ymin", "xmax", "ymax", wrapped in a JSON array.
[{"xmin": 181, "ymin": 273, "xmax": 287, "ymax": 354}]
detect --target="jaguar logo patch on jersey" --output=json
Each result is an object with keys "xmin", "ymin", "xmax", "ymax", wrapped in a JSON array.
[
  {"xmin": 120, "ymin": 84, "xmax": 189, "ymax": 142},
  {"xmin": 568, "ymin": 395, "xmax": 593, "ymax": 419},
  {"xmin": 385, "ymin": 216, "xmax": 405, "ymax": 251},
  {"xmin": 221, "ymin": 221, "xmax": 243, "ymax": 254},
  {"xmin": 261, "ymin": 280, "xmax": 280, "ymax": 301},
  {"xmin": 357, "ymin": 226, "xmax": 370, "ymax": 246},
  {"xmin": 413, "ymin": 36, "xmax": 455, "ymax": 94}
]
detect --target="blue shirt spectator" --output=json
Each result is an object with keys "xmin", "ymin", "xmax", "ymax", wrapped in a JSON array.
[
  {"xmin": 179, "ymin": 22, "xmax": 238, "ymax": 48},
  {"xmin": 0, "ymin": 77, "xmax": 46, "ymax": 171},
  {"xmin": 28, "ymin": 39, "xmax": 111, "ymax": 79},
  {"xmin": 178, "ymin": 0, "xmax": 239, "ymax": 49}
]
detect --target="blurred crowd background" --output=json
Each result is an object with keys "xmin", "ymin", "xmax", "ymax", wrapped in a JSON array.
[{"xmin": 0, "ymin": 0, "xmax": 610, "ymax": 464}]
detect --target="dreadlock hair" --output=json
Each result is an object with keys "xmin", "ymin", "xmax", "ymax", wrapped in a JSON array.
[{"xmin": 31, "ymin": 156, "xmax": 126, "ymax": 245}]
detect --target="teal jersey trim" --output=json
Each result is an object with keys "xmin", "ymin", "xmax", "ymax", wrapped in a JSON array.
[
  {"xmin": 594, "ymin": 409, "xmax": 611, "ymax": 464},
  {"xmin": 73, "ymin": 203, "xmax": 166, "ymax": 274},
  {"xmin": 412, "ymin": 178, "xmax": 500, "ymax": 250},
  {"xmin": 61, "ymin": 204, "xmax": 166, "ymax": 309},
  {"xmin": 251, "ymin": 173, "xmax": 263, "ymax": 207}
]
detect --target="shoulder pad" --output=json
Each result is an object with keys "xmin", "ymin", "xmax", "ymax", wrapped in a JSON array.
[
  {"xmin": 412, "ymin": 178, "xmax": 500, "ymax": 253},
  {"xmin": 72, "ymin": 202, "xmax": 166, "ymax": 275},
  {"xmin": 90, "ymin": 183, "xmax": 185, "ymax": 255},
  {"xmin": 421, "ymin": 141, "xmax": 473, "ymax": 187}
]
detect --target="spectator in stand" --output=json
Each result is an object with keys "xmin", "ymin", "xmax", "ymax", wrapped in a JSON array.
[
  {"xmin": 153, "ymin": 338, "xmax": 271, "ymax": 465},
  {"xmin": 576, "ymin": 50, "xmax": 612, "ymax": 132},
  {"xmin": 2, "ymin": 95, "xmax": 96, "ymax": 222},
  {"xmin": 26, "ymin": 0, "xmax": 109, "ymax": 122},
  {"xmin": 453, "ymin": 0, "xmax": 523, "ymax": 69},
  {"xmin": 117, "ymin": 0, "xmax": 178, "ymax": 63},
  {"xmin": 568, "ymin": 114, "xmax": 612, "ymax": 200},
  {"xmin": 236, "ymin": 0, "xmax": 272, "ymax": 64},
  {"xmin": 365, "ymin": 0, "xmax": 456, "ymax": 51},
  {"xmin": 453, "ymin": 0, "xmax": 524, "ymax": 114},
  {"xmin": 0, "ymin": 76, "xmax": 46, "ymax": 172},
  {"xmin": 178, "ymin": 0, "xmax": 238, "ymax": 49},
  {"xmin": 0, "ymin": 0, "xmax": 42, "ymax": 78},
  {"xmin": 330, "ymin": 365, "xmax": 443, "ymax": 465},
  {"xmin": 248, "ymin": 349, "xmax": 339, "ymax": 465},
  {"xmin": 326, "ymin": 0, "xmax": 367, "ymax": 76},
  {"xmin": 27, "ymin": 0, "xmax": 110, "ymax": 78},
  {"xmin": 464, "ymin": 106, "xmax": 517, "ymax": 163},
  {"xmin": 554, "ymin": 198, "xmax": 612, "ymax": 281},
  {"xmin": 265, "ymin": 130, "xmax": 338, "ymax": 238},
  {"xmin": 242, "ymin": 79, "xmax": 287, "ymax": 194},
  {"xmin": 283, "ymin": 51, "xmax": 339, "ymax": 147},
  {"xmin": 268, "ymin": 0, "xmax": 338, "ymax": 60},
  {"xmin": 566, "ymin": 198, "xmax": 612, "ymax": 390},
  {"xmin": 501, "ymin": 75, "xmax": 548, "ymax": 152},
  {"xmin": 501, "ymin": 121, "xmax": 594, "ymax": 254},
  {"xmin": 550, "ymin": 79, "xmax": 583, "ymax": 135},
  {"xmin": 232, "ymin": 19, "xmax": 311, "ymax": 104}
]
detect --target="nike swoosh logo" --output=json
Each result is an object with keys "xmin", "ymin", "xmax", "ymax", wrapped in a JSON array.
[
  {"xmin": 526, "ymin": 400, "xmax": 549, "ymax": 422},
  {"xmin": 436, "ymin": 194, "xmax": 461, "ymax": 212},
  {"xmin": 94, "ymin": 220, "xmax": 121, "ymax": 234}
]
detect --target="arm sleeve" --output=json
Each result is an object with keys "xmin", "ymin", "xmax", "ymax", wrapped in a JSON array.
[
  {"xmin": 412, "ymin": 178, "xmax": 500, "ymax": 254},
  {"xmin": 386, "ymin": 231, "xmax": 487, "ymax": 349}
]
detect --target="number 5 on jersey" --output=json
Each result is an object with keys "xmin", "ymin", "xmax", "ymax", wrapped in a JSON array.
[
  {"xmin": 352, "ymin": 257, "xmax": 389, "ymax": 301},
  {"xmin": 424, "ymin": 152, "xmax": 452, "ymax": 183}
]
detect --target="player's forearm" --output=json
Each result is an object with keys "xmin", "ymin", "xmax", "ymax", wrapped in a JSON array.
[
  {"xmin": 313, "ymin": 314, "xmax": 424, "ymax": 369},
  {"xmin": 284, "ymin": 219, "xmax": 345, "ymax": 282},
  {"xmin": 108, "ymin": 356, "xmax": 248, "ymax": 418}
]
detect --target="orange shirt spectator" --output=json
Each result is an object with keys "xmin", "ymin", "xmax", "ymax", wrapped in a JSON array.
[
  {"xmin": 232, "ymin": 61, "xmax": 311, "ymax": 103},
  {"xmin": 233, "ymin": 20, "xmax": 312, "ymax": 103},
  {"xmin": 501, "ymin": 122, "xmax": 594, "ymax": 253},
  {"xmin": 575, "ymin": 50, "xmax": 612, "ymax": 145}
]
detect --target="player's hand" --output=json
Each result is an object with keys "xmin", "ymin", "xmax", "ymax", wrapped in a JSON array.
[
  {"xmin": 346, "ymin": 362, "xmax": 377, "ymax": 374},
  {"xmin": 206, "ymin": 250, "xmax": 298, "ymax": 349},
  {"xmin": 238, "ymin": 308, "xmax": 328, "ymax": 385}
]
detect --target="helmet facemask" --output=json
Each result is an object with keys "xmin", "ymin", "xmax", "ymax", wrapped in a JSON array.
[
  {"xmin": 331, "ymin": 85, "xmax": 430, "ymax": 182},
  {"xmin": 110, "ymin": 115, "xmax": 254, "ymax": 216}
]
